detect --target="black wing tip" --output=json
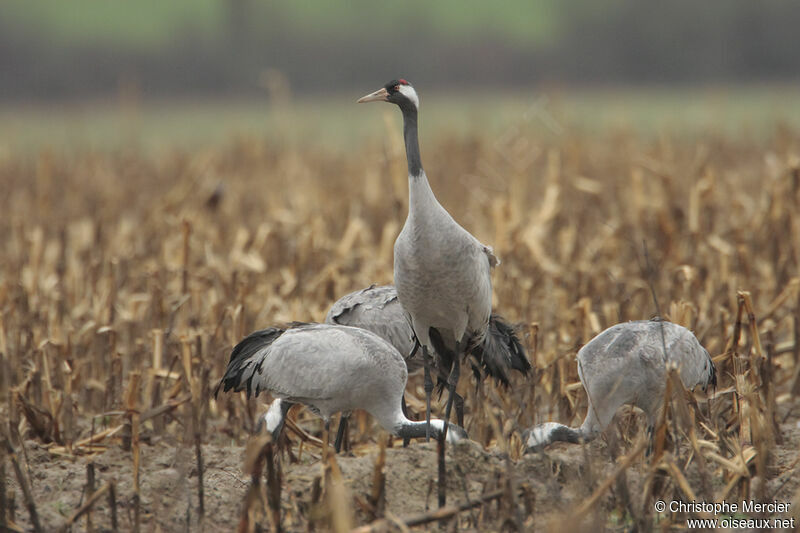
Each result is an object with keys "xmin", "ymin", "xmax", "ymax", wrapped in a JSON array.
[
  {"xmin": 216, "ymin": 325, "xmax": 295, "ymax": 399},
  {"xmin": 707, "ymin": 351, "xmax": 717, "ymax": 388}
]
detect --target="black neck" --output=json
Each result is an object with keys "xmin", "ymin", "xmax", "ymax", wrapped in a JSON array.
[{"xmin": 400, "ymin": 103, "xmax": 423, "ymax": 177}]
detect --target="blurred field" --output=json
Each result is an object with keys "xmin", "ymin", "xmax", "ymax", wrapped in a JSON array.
[
  {"xmin": 3, "ymin": 86, "xmax": 800, "ymax": 152},
  {"xmin": 1, "ymin": 96, "xmax": 799, "ymax": 531}
]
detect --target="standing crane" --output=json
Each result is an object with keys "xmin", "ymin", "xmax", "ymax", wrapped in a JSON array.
[
  {"xmin": 214, "ymin": 323, "xmax": 468, "ymax": 451},
  {"xmin": 523, "ymin": 319, "xmax": 716, "ymax": 452},
  {"xmin": 358, "ymin": 80, "xmax": 528, "ymax": 444},
  {"xmin": 324, "ymin": 283, "xmax": 529, "ymax": 450}
]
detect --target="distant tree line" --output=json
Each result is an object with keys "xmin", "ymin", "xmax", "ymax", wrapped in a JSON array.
[{"xmin": 1, "ymin": 0, "xmax": 798, "ymax": 102}]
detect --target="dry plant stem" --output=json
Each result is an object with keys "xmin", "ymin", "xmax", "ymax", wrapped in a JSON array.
[
  {"xmin": 324, "ymin": 453, "xmax": 353, "ymax": 533},
  {"xmin": 437, "ymin": 435, "xmax": 447, "ymax": 510},
  {"xmin": 284, "ymin": 417, "xmax": 324, "ymax": 448},
  {"xmin": 124, "ymin": 372, "xmax": 141, "ymax": 533},
  {"xmin": 322, "ymin": 422, "xmax": 330, "ymax": 461},
  {"xmin": 108, "ymin": 483, "xmax": 118, "ymax": 533},
  {"xmin": 59, "ymin": 482, "xmax": 112, "ymax": 533},
  {"xmin": 265, "ymin": 441, "xmax": 282, "ymax": 533},
  {"xmin": 7, "ymin": 489, "xmax": 15, "ymax": 528},
  {"xmin": 573, "ymin": 439, "xmax": 647, "ymax": 520},
  {"xmin": 140, "ymin": 393, "xmax": 192, "ymax": 423},
  {"xmin": 307, "ymin": 476, "xmax": 323, "ymax": 533},
  {"xmin": 186, "ymin": 346, "xmax": 205, "ymax": 520},
  {"xmin": 368, "ymin": 435, "xmax": 387, "ymax": 520},
  {"xmin": 651, "ymin": 371, "xmax": 673, "ymax": 462},
  {"xmin": 764, "ymin": 331, "xmax": 780, "ymax": 443},
  {"xmin": 662, "ymin": 455, "xmax": 712, "ymax": 520},
  {"xmin": 383, "ymin": 510, "xmax": 412, "ymax": 533},
  {"xmin": 240, "ymin": 436, "xmax": 273, "ymax": 533},
  {"xmin": 181, "ymin": 220, "xmax": 191, "ymax": 295},
  {"xmin": 728, "ymin": 294, "xmax": 745, "ymax": 355},
  {"xmin": 194, "ymin": 428, "xmax": 205, "ymax": 518},
  {"xmin": 792, "ymin": 285, "xmax": 800, "ymax": 395},
  {"xmin": 1, "ymin": 446, "xmax": 6, "ymax": 529},
  {"xmin": 740, "ymin": 292, "xmax": 765, "ymax": 365},
  {"xmin": 686, "ymin": 410, "xmax": 711, "ymax": 500},
  {"xmin": 504, "ymin": 457, "xmax": 524, "ymax": 530},
  {"xmin": 86, "ymin": 462, "xmax": 95, "ymax": 532},
  {"xmin": 351, "ymin": 488, "xmax": 505, "ymax": 532},
  {"xmin": 1, "ymin": 439, "xmax": 41, "ymax": 533},
  {"xmin": 731, "ymin": 295, "xmax": 753, "ymax": 443}
]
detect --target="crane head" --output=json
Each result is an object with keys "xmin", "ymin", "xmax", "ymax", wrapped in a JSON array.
[{"xmin": 358, "ymin": 79, "xmax": 419, "ymax": 110}]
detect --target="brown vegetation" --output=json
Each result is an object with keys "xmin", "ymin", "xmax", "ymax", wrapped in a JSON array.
[{"xmin": 1, "ymin": 120, "xmax": 799, "ymax": 531}]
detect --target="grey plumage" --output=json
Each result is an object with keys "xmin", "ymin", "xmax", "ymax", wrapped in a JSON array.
[
  {"xmin": 324, "ymin": 284, "xmax": 530, "ymax": 384},
  {"xmin": 524, "ymin": 319, "xmax": 716, "ymax": 452},
  {"xmin": 325, "ymin": 284, "xmax": 422, "ymax": 373},
  {"xmin": 358, "ymin": 80, "xmax": 530, "ymax": 439},
  {"xmin": 394, "ymin": 174, "xmax": 498, "ymax": 367},
  {"xmin": 215, "ymin": 322, "xmax": 468, "ymax": 443}
]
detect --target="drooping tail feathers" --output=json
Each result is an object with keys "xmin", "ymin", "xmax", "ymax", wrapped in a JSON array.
[
  {"xmin": 471, "ymin": 314, "xmax": 531, "ymax": 385},
  {"xmin": 213, "ymin": 326, "xmax": 287, "ymax": 399},
  {"xmin": 429, "ymin": 314, "xmax": 531, "ymax": 390}
]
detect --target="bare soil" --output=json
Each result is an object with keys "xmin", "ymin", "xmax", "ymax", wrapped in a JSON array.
[{"xmin": 5, "ymin": 413, "xmax": 799, "ymax": 532}]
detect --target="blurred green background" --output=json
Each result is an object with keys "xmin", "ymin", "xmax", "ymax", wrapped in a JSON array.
[{"xmin": 1, "ymin": 0, "xmax": 798, "ymax": 149}]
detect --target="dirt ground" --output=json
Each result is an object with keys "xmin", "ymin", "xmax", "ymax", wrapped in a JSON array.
[{"xmin": 5, "ymin": 411, "xmax": 800, "ymax": 532}]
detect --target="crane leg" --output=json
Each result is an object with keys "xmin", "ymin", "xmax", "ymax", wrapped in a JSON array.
[
  {"xmin": 454, "ymin": 393, "xmax": 465, "ymax": 427},
  {"xmin": 408, "ymin": 337, "xmax": 420, "ymax": 359},
  {"xmin": 438, "ymin": 344, "xmax": 460, "ymax": 509},
  {"xmin": 422, "ymin": 345, "xmax": 434, "ymax": 441},
  {"xmin": 323, "ymin": 420, "xmax": 331, "ymax": 460},
  {"xmin": 333, "ymin": 413, "xmax": 350, "ymax": 453},
  {"xmin": 401, "ymin": 395, "xmax": 411, "ymax": 447},
  {"xmin": 441, "ymin": 345, "xmax": 461, "ymax": 441}
]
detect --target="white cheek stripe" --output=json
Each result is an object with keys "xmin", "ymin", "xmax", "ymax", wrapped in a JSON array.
[{"xmin": 398, "ymin": 85, "xmax": 419, "ymax": 109}]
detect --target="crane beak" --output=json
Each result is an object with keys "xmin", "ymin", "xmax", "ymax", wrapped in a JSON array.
[{"xmin": 357, "ymin": 87, "xmax": 389, "ymax": 103}]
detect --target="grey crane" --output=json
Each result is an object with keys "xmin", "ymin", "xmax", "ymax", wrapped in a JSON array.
[
  {"xmin": 358, "ymin": 79, "xmax": 528, "ymax": 441},
  {"xmin": 324, "ymin": 283, "xmax": 529, "ymax": 450},
  {"xmin": 523, "ymin": 319, "xmax": 716, "ymax": 452},
  {"xmin": 214, "ymin": 322, "xmax": 468, "ymax": 449}
]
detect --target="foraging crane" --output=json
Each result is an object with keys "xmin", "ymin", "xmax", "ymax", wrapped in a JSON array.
[
  {"xmin": 523, "ymin": 319, "xmax": 716, "ymax": 452},
  {"xmin": 358, "ymin": 80, "xmax": 528, "ymax": 440},
  {"xmin": 214, "ymin": 323, "xmax": 468, "ymax": 450},
  {"xmin": 324, "ymin": 283, "xmax": 529, "ymax": 449}
]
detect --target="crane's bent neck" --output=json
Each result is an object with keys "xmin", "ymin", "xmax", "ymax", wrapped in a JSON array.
[
  {"xmin": 393, "ymin": 416, "xmax": 465, "ymax": 443},
  {"xmin": 396, "ymin": 419, "xmax": 440, "ymax": 440},
  {"xmin": 400, "ymin": 103, "xmax": 423, "ymax": 178},
  {"xmin": 526, "ymin": 422, "xmax": 591, "ymax": 451}
]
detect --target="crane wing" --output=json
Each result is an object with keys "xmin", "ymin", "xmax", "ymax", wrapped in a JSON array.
[
  {"xmin": 635, "ymin": 320, "xmax": 715, "ymax": 391},
  {"xmin": 325, "ymin": 285, "xmax": 421, "ymax": 371},
  {"xmin": 215, "ymin": 323, "xmax": 408, "ymax": 403}
]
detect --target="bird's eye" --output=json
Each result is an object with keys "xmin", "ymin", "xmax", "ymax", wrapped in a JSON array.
[{"xmin": 394, "ymin": 85, "xmax": 400, "ymax": 92}]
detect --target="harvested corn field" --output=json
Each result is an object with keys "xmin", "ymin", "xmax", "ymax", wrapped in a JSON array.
[{"xmin": 1, "ymin": 111, "xmax": 800, "ymax": 531}]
